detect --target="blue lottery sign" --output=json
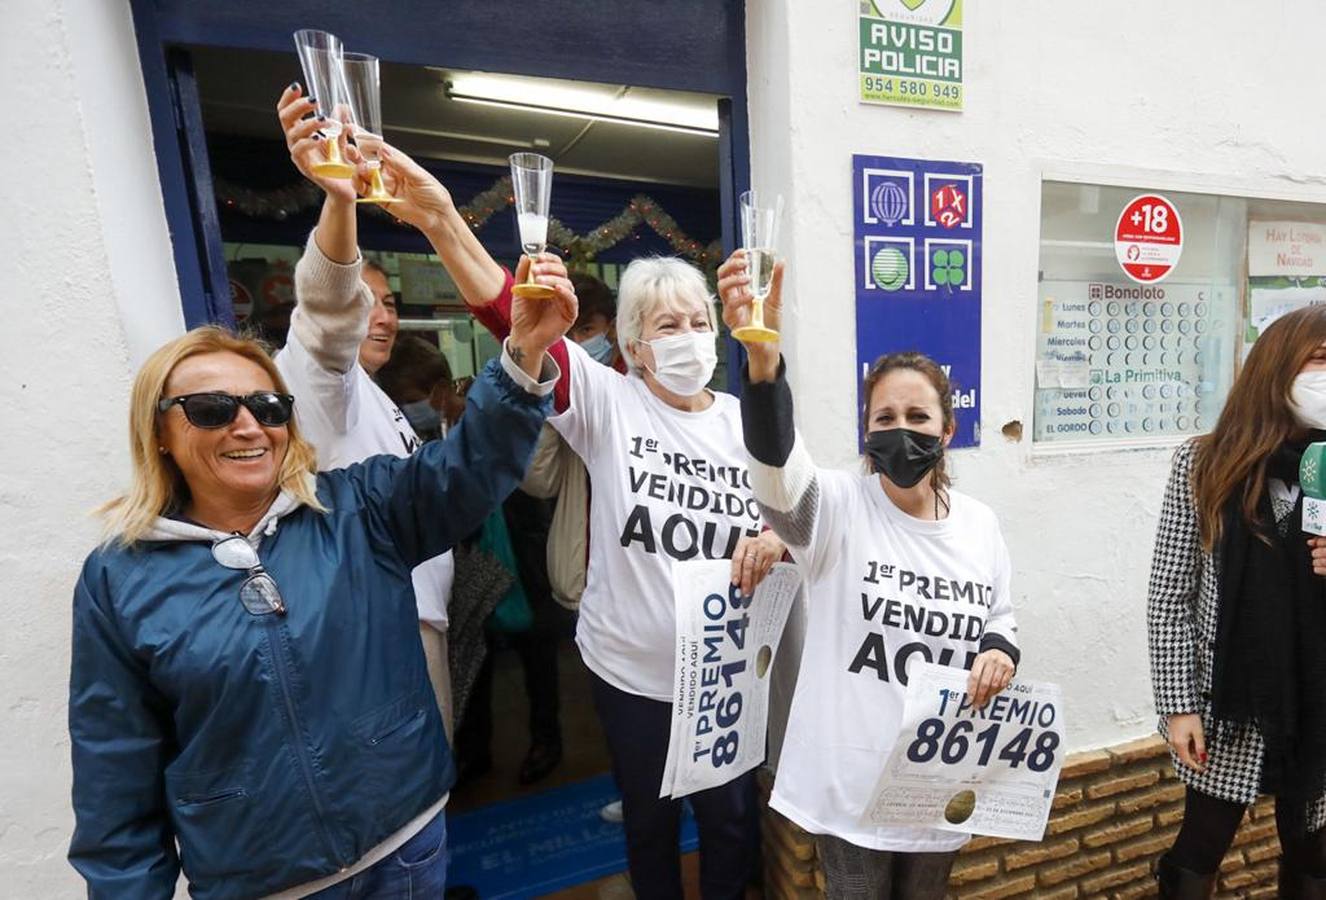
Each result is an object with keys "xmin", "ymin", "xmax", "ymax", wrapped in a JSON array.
[{"xmin": 853, "ymin": 154, "xmax": 983, "ymax": 448}]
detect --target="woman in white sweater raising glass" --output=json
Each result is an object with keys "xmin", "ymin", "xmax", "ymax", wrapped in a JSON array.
[
  {"xmin": 718, "ymin": 250, "xmax": 1020, "ymax": 900},
  {"xmin": 467, "ymin": 254, "xmax": 785, "ymax": 899}
]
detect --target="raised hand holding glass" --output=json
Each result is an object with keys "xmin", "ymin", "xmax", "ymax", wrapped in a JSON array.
[
  {"xmin": 292, "ymin": 29, "xmax": 355, "ymax": 179},
  {"xmin": 733, "ymin": 190, "xmax": 784, "ymax": 343}
]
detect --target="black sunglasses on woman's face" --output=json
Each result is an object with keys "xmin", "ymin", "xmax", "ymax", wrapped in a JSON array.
[{"xmin": 157, "ymin": 391, "xmax": 295, "ymax": 429}]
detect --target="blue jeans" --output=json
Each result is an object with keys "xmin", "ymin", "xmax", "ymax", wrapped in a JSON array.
[{"xmin": 307, "ymin": 811, "xmax": 447, "ymax": 899}]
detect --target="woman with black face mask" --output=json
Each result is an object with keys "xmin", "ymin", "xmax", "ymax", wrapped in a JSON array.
[{"xmin": 717, "ymin": 251, "xmax": 1020, "ymax": 900}]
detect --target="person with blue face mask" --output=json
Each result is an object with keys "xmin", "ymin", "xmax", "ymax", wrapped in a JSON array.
[
  {"xmin": 377, "ymin": 335, "xmax": 455, "ymax": 442},
  {"xmin": 568, "ymin": 271, "xmax": 625, "ymax": 369},
  {"xmin": 517, "ymin": 271, "xmax": 628, "ymax": 810},
  {"xmin": 449, "ymin": 272, "xmax": 629, "ymax": 797},
  {"xmin": 578, "ymin": 331, "xmax": 615, "ymax": 365},
  {"xmin": 467, "ymin": 256, "xmax": 786, "ymax": 900}
]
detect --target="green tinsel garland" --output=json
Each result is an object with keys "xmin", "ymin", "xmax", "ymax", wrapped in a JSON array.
[{"xmin": 215, "ymin": 175, "xmax": 722, "ymax": 269}]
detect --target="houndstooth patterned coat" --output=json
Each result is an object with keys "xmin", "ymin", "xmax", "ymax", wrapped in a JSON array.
[{"xmin": 1148, "ymin": 440, "xmax": 1326, "ymax": 824}]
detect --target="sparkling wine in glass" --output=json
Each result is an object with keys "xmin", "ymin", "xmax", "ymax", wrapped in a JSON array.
[
  {"xmin": 341, "ymin": 52, "xmax": 398, "ymax": 205},
  {"xmin": 733, "ymin": 190, "xmax": 784, "ymax": 343},
  {"xmin": 746, "ymin": 247, "xmax": 777, "ymax": 301},
  {"xmin": 292, "ymin": 29, "xmax": 354, "ymax": 179},
  {"xmin": 509, "ymin": 153, "xmax": 556, "ymax": 300},
  {"xmin": 518, "ymin": 210, "xmax": 550, "ymax": 257}
]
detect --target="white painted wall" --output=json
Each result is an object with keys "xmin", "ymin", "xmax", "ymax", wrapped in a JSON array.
[
  {"xmin": 66, "ymin": 0, "xmax": 188, "ymax": 367},
  {"xmin": 746, "ymin": 0, "xmax": 1326, "ymax": 753},
  {"xmin": 0, "ymin": 0, "xmax": 182, "ymax": 894}
]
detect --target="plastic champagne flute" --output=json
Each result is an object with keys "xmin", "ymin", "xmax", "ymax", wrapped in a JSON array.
[
  {"xmin": 293, "ymin": 29, "xmax": 355, "ymax": 179},
  {"xmin": 733, "ymin": 189, "xmax": 784, "ymax": 343},
  {"xmin": 509, "ymin": 152, "xmax": 556, "ymax": 301},
  {"xmin": 340, "ymin": 52, "xmax": 399, "ymax": 205}
]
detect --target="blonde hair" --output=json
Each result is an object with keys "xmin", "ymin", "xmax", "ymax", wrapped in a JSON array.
[{"xmin": 99, "ymin": 326, "xmax": 324, "ymax": 544}]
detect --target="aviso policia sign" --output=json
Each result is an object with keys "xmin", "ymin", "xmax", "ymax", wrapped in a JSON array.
[{"xmin": 858, "ymin": 0, "xmax": 964, "ymax": 112}]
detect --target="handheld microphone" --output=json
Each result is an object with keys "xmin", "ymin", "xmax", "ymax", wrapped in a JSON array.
[{"xmin": 1300, "ymin": 442, "xmax": 1326, "ymax": 535}]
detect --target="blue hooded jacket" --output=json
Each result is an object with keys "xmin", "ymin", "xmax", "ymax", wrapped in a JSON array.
[{"xmin": 68, "ymin": 358, "xmax": 549, "ymax": 899}]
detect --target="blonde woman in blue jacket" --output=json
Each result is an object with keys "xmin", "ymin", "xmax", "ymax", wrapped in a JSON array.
[{"xmin": 69, "ymin": 289, "xmax": 572, "ymax": 899}]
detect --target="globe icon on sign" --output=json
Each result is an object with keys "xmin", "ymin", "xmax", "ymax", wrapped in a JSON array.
[
  {"xmin": 871, "ymin": 246, "xmax": 909, "ymax": 291},
  {"xmin": 870, "ymin": 180, "xmax": 908, "ymax": 226}
]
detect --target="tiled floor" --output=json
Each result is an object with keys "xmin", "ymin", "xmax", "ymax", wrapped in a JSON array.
[
  {"xmin": 447, "ymin": 642, "xmax": 759, "ymax": 898},
  {"xmin": 542, "ymin": 853, "xmax": 706, "ymax": 899}
]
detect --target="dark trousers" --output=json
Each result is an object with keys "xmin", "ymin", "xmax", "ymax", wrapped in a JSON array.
[
  {"xmin": 1168, "ymin": 787, "xmax": 1326, "ymax": 875},
  {"xmin": 456, "ymin": 630, "xmax": 561, "ymax": 762},
  {"xmin": 814, "ymin": 834, "xmax": 956, "ymax": 900},
  {"xmin": 513, "ymin": 628, "xmax": 561, "ymax": 744},
  {"xmin": 589, "ymin": 670, "xmax": 758, "ymax": 900},
  {"xmin": 455, "ymin": 490, "xmax": 565, "ymax": 761}
]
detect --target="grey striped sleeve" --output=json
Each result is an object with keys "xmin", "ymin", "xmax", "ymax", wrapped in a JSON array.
[{"xmin": 748, "ymin": 432, "xmax": 820, "ymax": 549}]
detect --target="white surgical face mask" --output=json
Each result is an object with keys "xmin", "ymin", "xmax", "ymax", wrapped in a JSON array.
[
  {"xmin": 639, "ymin": 331, "xmax": 717, "ymax": 397},
  {"xmin": 1291, "ymin": 370, "xmax": 1326, "ymax": 430}
]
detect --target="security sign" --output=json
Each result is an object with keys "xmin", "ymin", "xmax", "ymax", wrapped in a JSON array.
[{"xmin": 1114, "ymin": 194, "xmax": 1183, "ymax": 284}]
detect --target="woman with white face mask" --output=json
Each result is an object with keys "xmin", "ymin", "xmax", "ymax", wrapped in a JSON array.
[
  {"xmin": 466, "ymin": 255, "xmax": 785, "ymax": 899},
  {"xmin": 1147, "ymin": 305, "xmax": 1326, "ymax": 899}
]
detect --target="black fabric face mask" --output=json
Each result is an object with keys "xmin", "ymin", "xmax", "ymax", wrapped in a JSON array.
[{"xmin": 865, "ymin": 428, "xmax": 944, "ymax": 488}]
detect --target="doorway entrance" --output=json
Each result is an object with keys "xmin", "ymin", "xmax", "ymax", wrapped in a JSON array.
[{"xmin": 131, "ymin": 3, "xmax": 749, "ymax": 895}]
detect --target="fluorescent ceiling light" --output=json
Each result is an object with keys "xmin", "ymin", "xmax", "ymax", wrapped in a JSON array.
[
  {"xmin": 444, "ymin": 71, "xmax": 719, "ymax": 138},
  {"xmin": 449, "ymin": 95, "xmax": 719, "ymax": 137}
]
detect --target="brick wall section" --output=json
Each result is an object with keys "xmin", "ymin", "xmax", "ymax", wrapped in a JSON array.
[{"xmin": 759, "ymin": 735, "xmax": 1282, "ymax": 899}]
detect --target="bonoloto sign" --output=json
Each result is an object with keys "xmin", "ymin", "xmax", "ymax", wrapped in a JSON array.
[{"xmin": 1114, "ymin": 194, "xmax": 1183, "ymax": 284}]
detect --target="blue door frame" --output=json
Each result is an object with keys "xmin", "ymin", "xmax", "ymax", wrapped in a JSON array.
[{"xmin": 128, "ymin": 0, "xmax": 751, "ymax": 389}]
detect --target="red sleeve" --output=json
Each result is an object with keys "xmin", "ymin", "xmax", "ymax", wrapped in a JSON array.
[
  {"xmin": 470, "ymin": 267, "xmax": 572, "ymax": 414},
  {"xmin": 551, "ymin": 340, "xmax": 571, "ymax": 414},
  {"xmin": 469, "ymin": 269, "xmax": 515, "ymax": 340}
]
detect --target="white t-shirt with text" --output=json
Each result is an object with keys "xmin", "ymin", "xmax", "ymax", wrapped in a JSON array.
[
  {"xmin": 770, "ymin": 470, "xmax": 1016, "ymax": 852},
  {"xmin": 549, "ymin": 341, "xmax": 761, "ymax": 699}
]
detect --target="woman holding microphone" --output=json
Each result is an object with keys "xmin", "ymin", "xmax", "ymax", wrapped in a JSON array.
[
  {"xmin": 718, "ymin": 250, "xmax": 1020, "ymax": 900},
  {"xmin": 1147, "ymin": 305, "xmax": 1326, "ymax": 899}
]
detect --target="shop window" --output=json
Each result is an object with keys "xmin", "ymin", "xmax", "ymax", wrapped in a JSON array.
[
  {"xmin": 225, "ymin": 241, "xmax": 634, "ymax": 382},
  {"xmin": 1034, "ymin": 181, "xmax": 1326, "ymax": 447}
]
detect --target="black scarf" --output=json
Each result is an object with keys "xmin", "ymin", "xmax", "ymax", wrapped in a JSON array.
[{"xmin": 1210, "ymin": 434, "xmax": 1326, "ymax": 820}]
